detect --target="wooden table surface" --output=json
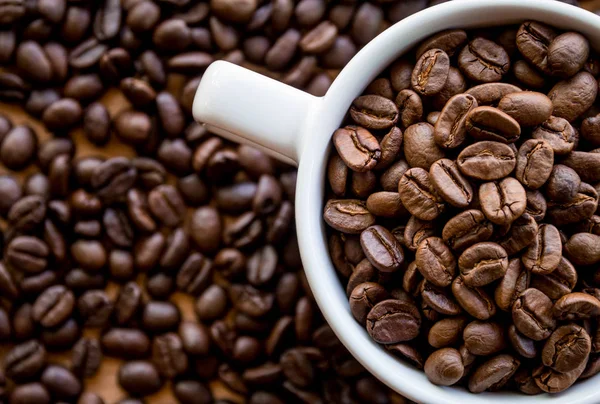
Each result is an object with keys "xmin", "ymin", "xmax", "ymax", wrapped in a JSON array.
[{"xmin": 1, "ymin": 2, "xmax": 600, "ymax": 402}]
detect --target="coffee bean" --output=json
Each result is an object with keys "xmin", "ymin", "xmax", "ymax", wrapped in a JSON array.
[
  {"xmin": 78, "ymin": 290, "xmax": 113, "ymax": 327},
  {"xmin": 513, "ymin": 288, "xmax": 556, "ymax": 341},
  {"xmin": 442, "ymin": 210, "xmax": 493, "ymax": 252},
  {"xmin": 411, "ymin": 49, "xmax": 450, "ymax": 96},
  {"xmin": 366, "ymin": 299, "xmax": 420, "ymax": 344},
  {"xmin": 459, "ymin": 37, "xmax": 510, "ymax": 82},
  {"xmin": 6, "ymin": 236, "xmax": 48, "ymax": 274},
  {"xmin": 32, "ymin": 285, "xmax": 74, "ymax": 328},
  {"xmin": 398, "ymin": 168, "xmax": 444, "ymax": 221},
  {"xmin": 424, "ymin": 348, "xmax": 464, "ymax": 386},
  {"xmin": 429, "ymin": 159, "xmax": 473, "ymax": 208},
  {"xmin": 533, "ymin": 359, "xmax": 587, "ymax": 393},
  {"xmin": 515, "ymin": 139, "xmax": 554, "ymax": 189},
  {"xmin": 350, "ymin": 95, "xmax": 398, "ymax": 130},
  {"xmin": 468, "ymin": 354, "xmax": 520, "ymax": 393},
  {"xmin": 522, "ymin": 223, "xmax": 562, "ymax": 274},
  {"xmin": 428, "ymin": 317, "xmax": 467, "ymax": 348},
  {"xmin": 549, "ymin": 72, "xmax": 598, "ymax": 122},
  {"xmin": 466, "ymin": 82, "xmax": 521, "ymax": 106},
  {"xmin": 553, "ymin": 292, "xmax": 600, "ymax": 321},
  {"xmin": 466, "ymin": 106, "xmax": 521, "ymax": 144},
  {"xmin": 102, "ymin": 328, "xmax": 150, "ymax": 358},
  {"xmin": 458, "ymin": 242, "xmax": 508, "ymax": 287},
  {"xmin": 360, "ymin": 225, "xmax": 404, "ymax": 272},
  {"xmin": 542, "ymin": 324, "xmax": 590, "ymax": 373},
  {"xmin": 72, "ymin": 337, "xmax": 102, "ymax": 378},
  {"xmin": 91, "ymin": 157, "xmax": 137, "ymax": 202},
  {"xmin": 1, "ymin": 125, "xmax": 37, "ymax": 170},
  {"xmin": 548, "ymin": 32, "xmax": 589, "ymax": 78},
  {"xmin": 323, "ymin": 199, "xmax": 375, "ymax": 234},
  {"xmin": 517, "ymin": 21, "xmax": 557, "ymax": 73},
  {"xmin": 4, "ymin": 340, "xmax": 46, "ymax": 380},
  {"xmin": 415, "ymin": 237, "xmax": 455, "ymax": 287},
  {"xmin": 452, "ymin": 276, "xmax": 497, "ymax": 320},
  {"xmin": 479, "ymin": 178, "xmax": 526, "ymax": 225},
  {"xmin": 174, "ymin": 380, "xmax": 212, "ymax": 404},
  {"xmin": 10, "ymin": 382, "xmax": 50, "ymax": 404},
  {"xmin": 148, "ymin": 184, "xmax": 185, "ymax": 227},
  {"xmin": 434, "ymin": 93, "xmax": 477, "ymax": 149},
  {"xmin": 457, "ymin": 141, "xmax": 515, "ymax": 181},
  {"xmin": 119, "ymin": 361, "xmax": 163, "ymax": 396},
  {"xmin": 332, "ymin": 126, "xmax": 380, "ymax": 172}
]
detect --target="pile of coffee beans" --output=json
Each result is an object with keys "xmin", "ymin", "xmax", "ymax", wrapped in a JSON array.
[{"xmin": 325, "ymin": 20, "xmax": 600, "ymax": 395}]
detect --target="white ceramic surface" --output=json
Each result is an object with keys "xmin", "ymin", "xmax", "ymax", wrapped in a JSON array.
[{"xmin": 193, "ymin": 1, "xmax": 600, "ymax": 403}]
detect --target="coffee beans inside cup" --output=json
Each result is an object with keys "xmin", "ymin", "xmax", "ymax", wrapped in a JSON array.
[{"xmin": 324, "ymin": 20, "xmax": 600, "ymax": 395}]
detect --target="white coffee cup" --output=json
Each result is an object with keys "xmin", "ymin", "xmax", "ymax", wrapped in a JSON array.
[{"xmin": 193, "ymin": 1, "xmax": 600, "ymax": 402}]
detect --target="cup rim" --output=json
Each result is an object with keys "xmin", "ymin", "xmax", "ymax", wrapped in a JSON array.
[{"xmin": 294, "ymin": 1, "xmax": 600, "ymax": 403}]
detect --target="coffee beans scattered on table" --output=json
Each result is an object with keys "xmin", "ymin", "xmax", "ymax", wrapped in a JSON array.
[{"xmin": 325, "ymin": 20, "xmax": 600, "ymax": 395}]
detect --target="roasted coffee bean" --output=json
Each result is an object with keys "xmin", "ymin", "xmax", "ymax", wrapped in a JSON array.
[
  {"xmin": 1, "ymin": 125, "xmax": 37, "ymax": 171},
  {"xmin": 468, "ymin": 354, "xmax": 520, "ymax": 393},
  {"xmin": 72, "ymin": 337, "xmax": 102, "ymax": 378},
  {"xmin": 398, "ymin": 168, "xmax": 444, "ymax": 221},
  {"xmin": 403, "ymin": 122, "xmax": 445, "ymax": 170},
  {"xmin": 142, "ymin": 301, "xmax": 180, "ymax": 333},
  {"xmin": 429, "ymin": 159, "xmax": 473, "ymax": 208},
  {"xmin": 459, "ymin": 38, "xmax": 510, "ymax": 82},
  {"xmin": 349, "ymin": 282, "xmax": 388, "ymax": 325},
  {"xmin": 414, "ymin": 237, "xmax": 455, "ymax": 287},
  {"xmin": 91, "ymin": 157, "xmax": 137, "ymax": 202},
  {"xmin": 6, "ymin": 236, "xmax": 48, "ymax": 274},
  {"xmin": 78, "ymin": 290, "xmax": 113, "ymax": 327},
  {"xmin": 553, "ymin": 292, "xmax": 600, "ymax": 321},
  {"xmin": 40, "ymin": 365, "xmax": 81, "ymax": 400},
  {"xmin": 513, "ymin": 288, "xmax": 556, "ymax": 341},
  {"xmin": 434, "ymin": 93, "xmax": 477, "ymax": 149},
  {"xmin": 366, "ymin": 299, "xmax": 421, "ymax": 344},
  {"xmin": 10, "ymin": 382, "xmax": 50, "ymax": 404},
  {"xmin": 395, "ymin": 89, "xmax": 423, "ymax": 130},
  {"xmin": 323, "ymin": 199, "xmax": 375, "ymax": 234},
  {"xmin": 495, "ymin": 258, "xmax": 530, "ymax": 312},
  {"xmin": 509, "ymin": 325, "xmax": 537, "ymax": 359},
  {"xmin": 533, "ymin": 359, "xmax": 587, "ymax": 393},
  {"xmin": 4, "ymin": 340, "xmax": 46, "ymax": 380},
  {"xmin": 332, "ymin": 126, "xmax": 380, "ymax": 172},
  {"xmin": 548, "ymin": 72, "xmax": 598, "ymax": 122},
  {"xmin": 465, "ymin": 83, "xmax": 521, "ymax": 107},
  {"xmin": 148, "ymin": 184, "xmax": 185, "ymax": 227},
  {"xmin": 517, "ymin": 21, "xmax": 557, "ymax": 73},
  {"xmin": 32, "ymin": 285, "xmax": 74, "ymax": 328},
  {"xmin": 496, "ymin": 213, "xmax": 538, "ymax": 256},
  {"xmin": 457, "ymin": 141, "xmax": 516, "ymax": 181},
  {"xmin": 360, "ymin": 225, "xmax": 404, "ymax": 272},
  {"xmin": 119, "ymin": 361, "xmax": 162, "ymax": 396},
  {"xmin": 350, "ymin": 95, "xmax": 398, "ymax": 130},
  {"xmin": 479, "ymin": 178, "xmax": 526, "ymax": 225},
  {"xmin": 542, "ymin": 324, "xmax": 590, "ymax": 373},
  {"xmin": 515, "ymin": 139, "xmax": 554, "ymax": 189},
  {"xmin": 522, "ymin": 224, "xmax": 562, "ymax": 274},
  {"xmin": 442, "ymin": 210, "xmax": 493, "ymax": 251},
  {"xmin": 428, "ymin": 317, "xmax": 467, "ymax": 348},
  {"xmin": 424, "ymin": 348, "xmax": 464, "ymax": 386},
  {"xmin": 498, "ymin": 91, "xmax": 553, "ymax": 128},
  {"xmin": 466, "ymin": 106, "xmax": 521, "ymax": 143},
  {"xmin": 463, "ymin": 320, "xmax": 506, "ymax": 356},
  {"xmin": 459, "ymin": 242, "xmax": 508, "ymax": 287},
  {"xmin": 411, "ymin": 49, "xmax": 450, "ymax": 96},
  {"xmin": 102, "ymin": 328, "xmax": 150, "ymax": 358}
]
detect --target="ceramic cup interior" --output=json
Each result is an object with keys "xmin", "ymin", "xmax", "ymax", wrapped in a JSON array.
[
  {"xmin": 293, "ymin": 1, "xmax": 600, "ymax": 403},
  {"xmin": 193, "ymin": 0, "xmax": 600, "ymax": 402}
]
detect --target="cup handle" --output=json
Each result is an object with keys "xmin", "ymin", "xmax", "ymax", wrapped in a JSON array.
[{"xmin": 192, "ymin": 61, "xmax": 319, "ymax": 166}]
